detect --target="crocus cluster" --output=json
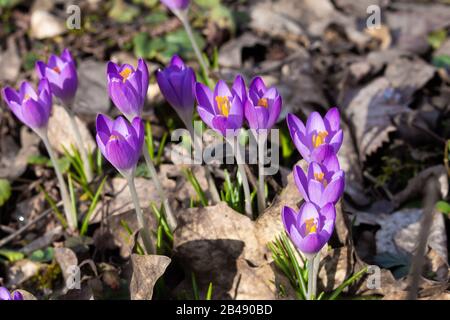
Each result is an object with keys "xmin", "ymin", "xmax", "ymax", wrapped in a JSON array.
[
  {"xmin": 0, "ymin": 287, "xmax": 23, "ymax": 300},
  {"xmin": 195, "ymin": 75, "xmax": 282, "ymax": 136},
  {"xmin": 282, "ymin": 108, "xmax": 344, "ymax": 256}
]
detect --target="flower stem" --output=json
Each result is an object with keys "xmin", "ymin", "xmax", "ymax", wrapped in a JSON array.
[
  {"xmin": 65, "ymin": 104, "xmax": 94, "ymax": 183},
  {"xmin": 257, "ymin": 140, "xmax": 265, "ymax": 214},
  {"xmin": 41, "ymin": 133, "xmax": 77, "ymax": 231},
  {"xmin": 185, "ymin": 120, "xmax": 220, "ymax": 204},
  {"xmin": 176, "ymin": 10, "xmax": 210, "ymax": 83},
  {"xmin": 227, "ymin": 138, "xmax": 252, "ymax": 218},
  {"xmin": 125, "ymin": 173, "xmax": 154, "ymax": 255},
  {"xmin": 238, "ymin": 162, "xmax": 252, "ymax": 218},
  {"xmin": 307, "ymin": 254, "xmax": 318, "ymax": 300},
  {"xmin": 142, "ymin": 144, "xmax": 177, "ymax": 232}
]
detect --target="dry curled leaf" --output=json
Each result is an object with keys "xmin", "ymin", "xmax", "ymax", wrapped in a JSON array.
[{"xmin": 129, "ymin": 254, "xmax": 171, "ymax": 300}]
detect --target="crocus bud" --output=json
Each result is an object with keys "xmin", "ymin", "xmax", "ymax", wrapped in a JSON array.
[
  {"xmin": 35, "ymin": 49, "xmax": 78, "ymax": 106},
  {"xmin": 287, "ymin": 108, "xmax": 343, "ymax": 163},
  {"xmin": 196, "ymin": 75, "xmax": 244, "ymax": 136},
  {"xmin": 282, "ymin": 202, "xmax": 336, "ymax": 256},
  {"xmin": 2, "ymin": 79, "xmax": 52, "ymax": 132},
  {"xmin": 160, "ymin": 0, "xmax": 190, "ymax": 12},
  {"xmin": 0, "ymin": 287, "xmax": 23, "ymax": 300},
  {"xmin": 96, "ymin": 114, "xmax": 144, "ymax": 174},
  {"xmin": 156, "ymin": 55, "xmax": 196, "ymax": 125},
  {"xmin": 106, "ymin": 58, "xmax": 149, "ymax": 120},
  {"xmin": 293, "ymin": 152, "xmax": 345, "ymax": 208},
  {"xmin": 245, "ymin": 77, "xmax": 282, "ymax": 131}
]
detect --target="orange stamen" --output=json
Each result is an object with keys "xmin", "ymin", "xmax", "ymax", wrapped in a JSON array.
[
  {"xmin": 216, "ymin": 96, "xmax": 231, "ymax": 117},
  {"xmin": 257, "ymin": 98, "xmax": 268, "ymax": 108},
  {"xmin": 119, "ymin": 68, "xmax": 132, "ymax": 83},
  {"xmin": 312, "ymin": 131, "xmax": 328, "ymax": 148},
  {"xmin": 304, "ymin": 218, "xmax": 317, "ymax": 235}
]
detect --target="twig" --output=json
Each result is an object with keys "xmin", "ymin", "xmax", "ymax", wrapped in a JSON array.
[
  {"xmin": 0, "ymin": 203, "xmax": 60, "ymax": 247},
  {"xmin": 406, "ymin": 177, "xmax": 440, "ymax": 300},
  {"xmin": 363, "ymin": 171, "xmax": 394, "ymax": 200}
]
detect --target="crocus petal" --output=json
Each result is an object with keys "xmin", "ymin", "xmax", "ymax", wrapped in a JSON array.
[
  {"xmin": 108, "ymin": 78, "xmax": 140, "ymax": 118},
  {"xmin": 214, "ymin": 80, "xmax": 232, "ymax": 106},
  {"xmin": 197, "ymin": 105, "xmax": 215, "ymax": 129},
  {"xmin": 307, "ymin": 162, "xmax": 324, "ymax": 181},
  {"xmin": 289, "ymin": 224, "xmax": 307, "ymax": 252},
  {"xmin": 0, "ymin": 287, "xmax": 11, "ymax": 300},
  {"xmin": 310, "ymin": 144, "xmax": 334, "ymax": 163},
  {"xmin": 321, "ymin": 177, "xmax": 344, "ymax": 205},
  {"xmin": 21, "ymin": 98, "xmax": 49, "ymax": 129},
  {"xmin": 180, "ymin": 68, "xmax": 196, "ymax": 111},
  {"xmin": 211, "ymin": 115, "xmax": 228, "ymax": 136},
  {"xmin": 61, "ymin": 48, "xmax": 75, "ymax": 64},
  {"xmin": 137, "ymin": 58, "xmax": 149, "ymax": 98},
  {"xmin": 249, "ymin": 76, "xmax": 267, "ymax": 97},
  {"xmin": 12, "ymin": 291, "xmax": 23, "ymax": 300},
  {"xmin": 195, "ymin": 83, "xmax": 214, "ymax": 114},
  {"xmin": 324, "ymin": 107, "xmax": 340, "ymax": 132},
  {"xmin": 20, "ymin": 81, "xmax": 38, "ymax": 101},
  {"xmin": 161, "ymin": 0, "xmax": 190, "ymax": 11},
  {"xmin": 329, "ymin": 129, "xmax": 343, "ymax": 153},
  {"xmin": 293, "ymin": 165, "xmax": 309, "ymax": 201},
  {"xmin": 298, "ymin": 202, "xmax": 320, "ymax": 229},
  {"xmin": 35, "ymin": 61, "xmax": 46, "ymax": 79},
  {"xmin": 156, "ymin": 70, "xmax": 182, "ymax": 108},
  {"xmin": 286, "ymin": 113, "xmax": 306, "ymax": 136},
  {"xmin": 131, "ymin": 117, "xmax": 145, "ymax": 151},
  {"xmin": 96, "ymin": 114, "xmax": 113, "ymax": 139},
  {"xmin": 107, "ymin": 61, "xmax": 119, "ymax": 75},
  {"xmin": 228, "ymin": 95, "xmax": 243, "ymax": 118},
  {"xmin": 296, "ymin": 233, "xmax": 324, "ymax": 255},
  {"xmin": 105, "ymin": 138, "xmax": 138, "ymax": 171},
  {"xmin": 170, "ymin": 55, "xmax": 185, "ymax": 69},
  {"xmin": 306, "ymin": 111, "xmax": 326, "ymax": 135},
  {"xmin": 308, "ymin": 179, "xmax": 324, "ymax": 207},
  {"xmin": 322, "ymin": 153, "xmax": 340, "ymax": 173},
  {"xmin": 266, "ymin": 95, "xmax": 281, "ymax": 129},
  {"xmin": 232, "ymin": 74, "xmax": 247, "ymax": 103},
  {"xmin": 281, "ymin": 206, "xmax": 298, "ymax": 234}
]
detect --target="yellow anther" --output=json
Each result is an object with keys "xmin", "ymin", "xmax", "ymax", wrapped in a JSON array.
[
  {"xmin": 314, "ymin": 172, "xmax": 324, "ymax": 182},
  {"xmin": 119, "ymin": 67, "xmax": 132, "ymax": 83},
  {"xmin": 109, "ymin": 135, "xmax": 121, "ymax": 141},
  {"xmin": 304, "ymin": 218, "xmax": 317, "ymax": 235},
  {"xmin": 24, "ymin": 94, "xmax": 30, "ymax": 101},
  {"xmin": 257, "ymin": 98, "xmax": 268, "ymax": 108},
  {"xmin": 312, "ymin": 131, "xmax": 328, "ymax": 148},
  {"xmin": 314, "ymin": 172, "xmax": 328, "ymax": 187},
  {"xmin": 216, "ymin": 96, "xmax": 230, "ymax": 117}
]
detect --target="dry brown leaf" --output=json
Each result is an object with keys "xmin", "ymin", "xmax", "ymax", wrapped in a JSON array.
[
  {"xmin": 47, "ymin": 105, "xmax": 96, "ymax": 155},
  {"xmin": 54, "ymin": 248, "xmax": 78, "ymax": 286},
  {"xmin": 129, "ymin": 254, "xmax": 171, "ymax": 300},
  {"xmin": 0, "ymin": 127, "xmax": 40, "ymax": 180}
]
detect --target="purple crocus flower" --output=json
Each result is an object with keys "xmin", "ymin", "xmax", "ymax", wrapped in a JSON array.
[
  {"xmin": 287, "ymin": 108, "xmax": 343, "ymax": 163},
  {"xmin": 35, "ymin": 49, "xmax": 77, "ymax": 106},
  {"xmin": 106, "ymin": 59, "xmax": 149, "ymax": 120},
  {"xmin": 196, "ymin": 76, "xmax": 244, "ymax": 136},
  {"xmin": 156, "ymin": 55, "xmax": 196, "ymax": 125},
  {"xmin": 282, "ymin": 202, "xmax": 336, "ymax": 256},
  {"xmin": 0, "ymin": 287, "xmax": 23, "ymax": 300},
  {"xmin": 294, "ymin": 153, "xmax": 345, "ymax": 208},
  {"xmin": 160, "ymin": 0, "xmax": 190, "ymax": 11},
  {"xmin": 2, "ymin": 79, "xmax": 52, "ymax": 131},
  {"xmin": 245, "ymin": 77, "xmax": 282, "ymax": 131},
  {"xmin": 96, "ymin": 115, "xmax": 144, "ymax": 174}
]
